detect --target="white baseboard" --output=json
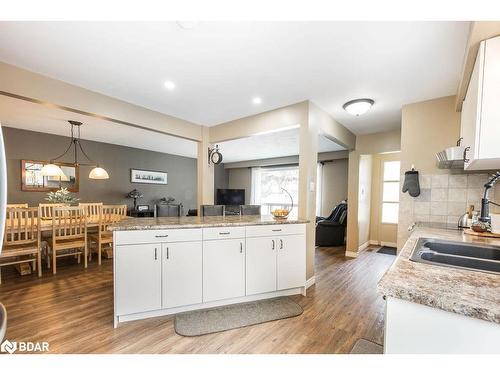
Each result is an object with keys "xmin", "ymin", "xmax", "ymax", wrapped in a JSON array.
[
  {"xmin": 306, "ymin": 276, "xmax": 316, "ymax": 289},
  {"xmin": 369, "ymin": 240, "xmax": 379, "ymax": 245},
  {"xmin": 381, "ymin": 241, "xmax": 397, "ymax": 247},
  {"xmin": 358, "ymin": 241, "xmax": 370, "ymax": 252},
  {"xmin": 345, "ymin": 250, "xmax": 358, "ymax": 258}
]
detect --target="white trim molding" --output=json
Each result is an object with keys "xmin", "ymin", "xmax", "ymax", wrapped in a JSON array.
[
  {"xmin": 358, "ymin": 241, "xmax": 370, "ymax": 252},
  {"xmin": 345, "ymin": 250, "xmax": 358, "ymax": 258},
  {"xmin": 306, "ymin": 276, "xmax": 316, "ymax": 289}
]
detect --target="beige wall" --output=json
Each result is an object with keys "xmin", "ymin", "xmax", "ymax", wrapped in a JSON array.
[
  {"xmin": 397, "ymin": 95, "xmax": 500, "ymax": 249},
  {"xmin": 357, "ymin": 154, "xmax": 373, "ymax": 247},
  {"xmin": 320, "ymin": 158, "xmax": 348, "ymax": 217},
  {"xmin": 397, "ymin": 96, "xmax": 460, "ymax": 248},
  {"xmin": 310, "ymin": 102, "xmax": 356, "ymax": 150},
  {"xmin": 369, "ymin": 152, "xmax": 400, "ymax": 246},
  {"xmin": 346, "ymin": 129, "xmax": 401, "ymax": 255}
]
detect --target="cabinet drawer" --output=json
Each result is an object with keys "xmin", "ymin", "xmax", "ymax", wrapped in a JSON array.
[
  {"xmin": 246, "ymin": 224, "xmax": 306, "ymax": 238},
  {"xmin": 203, "ymin": 226, "xmax": 246, "ymax": 240},
  {"xmin": 115, "ymin": 228, "xmax": 202, "ymax": 245}
]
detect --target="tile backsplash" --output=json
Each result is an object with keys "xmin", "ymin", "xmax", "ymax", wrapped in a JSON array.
[{"xmin": 400, "ymin": 172, "xmax": 500, "ymax": 229}]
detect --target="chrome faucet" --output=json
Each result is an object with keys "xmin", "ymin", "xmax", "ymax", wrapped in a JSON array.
[{"xmin": 479, "ymin": 171, "xmax": 500, "ymax": 223}]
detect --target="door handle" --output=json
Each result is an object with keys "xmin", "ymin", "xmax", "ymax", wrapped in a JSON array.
[
  {"xmin": 272, "ymin": 239, "xmax": 275, "ymax": 250},
  {"xmin": 154, "ymin": 248, "xmax": 157, "ymax": 260},
  {"xmin": 240, "ymin": 242, "xmax": 243, "ymax": 253},
  {"xmin": 280, "ymin": 239, "xmax": 283, "ymax": 249}
]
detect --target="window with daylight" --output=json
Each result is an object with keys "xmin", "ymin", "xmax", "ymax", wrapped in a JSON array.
[
  {"xmin": 381, "ymin": 160, "xmax": 401, "ymax": 224},
  {"xmin": 251, "ymin": 165, "xmax": 299, "ymax": 216}
]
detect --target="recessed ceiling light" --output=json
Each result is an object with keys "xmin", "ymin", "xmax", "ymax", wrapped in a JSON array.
[
  {"xmin": 343, "ymin": 98, "xmax": 374, "ymax": 116},
  {"xmin": 164, "ymin": 80, "xmax": 176, "ymax": 90},
  {"xmin": 252, "ymin": 97, "xmax": 262, "ymax": 105}
]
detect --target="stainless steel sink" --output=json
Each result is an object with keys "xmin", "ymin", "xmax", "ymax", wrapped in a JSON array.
[{"xmin": 410, "ymin": 238, "xmax": 500, "ymax": 274}]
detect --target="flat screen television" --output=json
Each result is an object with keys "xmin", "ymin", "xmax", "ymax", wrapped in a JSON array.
[{"xmin": 216, "ymin": 189, "xmax": 245, "ymax": 206}]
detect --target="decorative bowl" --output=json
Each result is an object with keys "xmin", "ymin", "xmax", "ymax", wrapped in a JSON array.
[{"xmin": 271, "ymin": 209, "xmax": 290, "ymax": 220}]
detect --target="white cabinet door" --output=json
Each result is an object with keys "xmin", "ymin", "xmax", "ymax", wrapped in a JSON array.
[
  {"xmin": 246, "ymin": 236, "xmax": 277, "ymax": 295},
  {"xmin": 277, "ymin": 234, "xmax": 306, "ymax": 290},
  {"xmin": 478, "ymin": 36, "xmax": 500, "ymax": 161},
  {"xmin": 115, "ymin": 243, "xmax": 162, "ymax": 315},
  {"xmin": 162, "ymin": 241, "xmax": 202, "ymax": 309},
  {"xmin": 203, "ymin": 239, "xmax": 245, "ymax": 302}
]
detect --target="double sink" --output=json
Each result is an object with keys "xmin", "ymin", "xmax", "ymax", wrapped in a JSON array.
[{"xmin": 410, "ymin": 238, "xmax": 500, "ymax": 274}]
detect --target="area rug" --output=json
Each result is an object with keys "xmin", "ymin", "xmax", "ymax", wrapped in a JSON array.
[
  {"xmin": 377, "ymin": 246, "xmax": 397, "ymax": 256},
  {"xmin": 174, "ymin": 296, "xmax": 303, "ymax": 337},
  {"xmin": 350, "ymin": 339, "xmax": 384, "ymax": 354}
]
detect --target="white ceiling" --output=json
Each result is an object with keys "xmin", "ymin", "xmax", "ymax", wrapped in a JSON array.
[
  {"xmin": 218, "ymin": 127, "xmax": 345, "ymax": 163},
  {"xmin": 0, "ymin": 21, "xmax": 469, "ymax": 134},
  {"xmin": 0, "ymin": 95, "xmax": 198, "ymax": 158}
]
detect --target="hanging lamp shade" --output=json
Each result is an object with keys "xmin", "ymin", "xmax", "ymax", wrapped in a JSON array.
[
  {"xmin": 89, "ymin": 166, "xmax": 109, "ymax": 180},
  {"xmin": 40, "ymin": 163, "xmax": 65, "ymax": 178}
]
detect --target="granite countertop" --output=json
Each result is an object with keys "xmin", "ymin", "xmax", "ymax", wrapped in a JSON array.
[
  {"xmin": 109, "ymin": 215, "xmax": 309, "ymax": 231},
  {"xmin": 377, "ymin": 227, "xmax": 500, "ymax": 324}
]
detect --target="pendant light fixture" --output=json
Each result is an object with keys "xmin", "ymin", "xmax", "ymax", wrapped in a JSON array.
[{"xmin": 41, "ymin": 120, "xmax": 109, "ymax": 180}]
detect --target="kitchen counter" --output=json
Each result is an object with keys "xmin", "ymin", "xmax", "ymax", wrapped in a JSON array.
[
  {"xmin": 109, "ymin": 215, "xmax": 309, "ymax": 231},
  {"xmin": 378, "ymin": 226, "xmax": 500, "ymax": 324}
]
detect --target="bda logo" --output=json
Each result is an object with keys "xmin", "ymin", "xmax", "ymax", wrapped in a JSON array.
[{"xmin": 1, "ymin": 339, "xmax": 17, "ymax": 354}]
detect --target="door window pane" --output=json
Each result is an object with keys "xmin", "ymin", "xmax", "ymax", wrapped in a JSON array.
[
  {"xmin": 383, "ymin": 161, "xmax": 400, "ymax": 181},
  {"xmin": 382, "ymin": 182, "xmax": 400, "ymax": 202},
  {"xmin": 382, "ymin": 203, "xmax": 399, "ymax": 224}
]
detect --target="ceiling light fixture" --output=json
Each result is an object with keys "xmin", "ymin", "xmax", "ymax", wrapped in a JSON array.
[
  {"xmin": 164, "ymin": 80, "xmax": 176, "ymax": 90},
  {"xmin": 41, "ymin": 120, "xmax": 109, "ymax": 180},
  {"xmin": 342, "ymin": 98, "xmax": 374, "ymax": 116},
  {"xmin": 252, "ymin": 97, "xmax": 262, "ymax": 105}
]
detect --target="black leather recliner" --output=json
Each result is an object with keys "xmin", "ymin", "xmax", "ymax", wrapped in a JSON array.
[{"xmin": 315, "ymin": 201, "xmax": 347, "ymax": 247}]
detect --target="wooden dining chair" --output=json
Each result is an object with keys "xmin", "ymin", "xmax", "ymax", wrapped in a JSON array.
[
  {"xmin": 47, "ymin": 207, "xmax": 87, "ymax": 275},
  {"xmin": 39, "ymin": 203, "xmax": 68, "ymax": 220},
  {"xmin": 88, "ymin": 205, "xmax": 127, "ymax": 265},
  {"xmin": 6, "ymin": 204, "xmax": 29, "ymax": 220},
  {"xmin": 79, "ymin": 202, "xmax": 103, "ymax": 223},
  {"xmin": 0, "ymin": 207, "xmax": 41, "ymax": 284}
]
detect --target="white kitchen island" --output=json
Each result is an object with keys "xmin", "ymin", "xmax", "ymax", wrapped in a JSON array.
[{"xmin": 110, "ymin": 215, "xmax": 308, "ymax": 327}]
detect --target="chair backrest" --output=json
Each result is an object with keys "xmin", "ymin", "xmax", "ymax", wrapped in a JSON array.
[
  {"xmin": 156, "ymin": 204, "xmax": 181, "ymax": 217},
  {"xmin": 240, "ymin": 205, "xmax": 261, "ymax": 215},
  {"xmin": 52, "ymin": 207, "xmax": 86, "ymax": 240},
  {"xmin": 3, "ymin": 207, "xmax": 39, "ymax": 246},
  {"xmin": 201, "ymin": 205, "xmax": 225, "ymax": 217},
  {"xmin": 79, "ymin": 202, "xmax": 103, "ymax": 219},
  {"xmin": 6, "ymin": 204, "xmax": 29, "ymax": 219},
  {"xmin": 39, "ymin": 203, "xmax": 69, "ymax": 220},
  {"xmin": 99, "ymin": 205, "xmax": 127, "ymax": 233},
  {"xmin": 6, "ymin": 203, "xmax": 28, "ymax": 209}
]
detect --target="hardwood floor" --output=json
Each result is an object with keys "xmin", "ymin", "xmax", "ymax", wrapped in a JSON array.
[{"xmin": 0, "ymin": 246, "xmax": 395, "ymax": 354}]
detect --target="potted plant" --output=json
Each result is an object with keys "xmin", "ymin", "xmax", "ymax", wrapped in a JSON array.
[{"xmin": 45, "ymin": 188, "xmax": 79, "ymax": 204}]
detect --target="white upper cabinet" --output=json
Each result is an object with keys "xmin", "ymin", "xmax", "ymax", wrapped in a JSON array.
[{"xmin": 461, "ymin": 36, "xmax": 500, "ymax": 170}]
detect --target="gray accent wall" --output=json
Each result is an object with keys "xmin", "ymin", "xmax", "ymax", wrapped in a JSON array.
[{"xmin": 2, "ymin": 127, "xmax": 197, "ymax": 211}]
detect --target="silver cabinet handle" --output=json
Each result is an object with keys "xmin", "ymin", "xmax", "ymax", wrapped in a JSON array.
[
  {"xmin": 280, "ymin": 239, "xmax": 283, "ymax": 249},
  {"xmin": 240, "ymin": 242, "xmax": 243, "ymax": 253},
  {"xmin": 166, "ymin": 247, "xmax": 169, "ymax": 259},
  {"xmin": 219, "ymin": 231, "xmax": 230, "ymax": 235},
  {"xmin": 272, "ymin": 229, "xmax": 282, "ymax": 232},
  {"xmin": 154, "ymin": 248, "xmax": 157, "ymax": 260},
  {"xmin": 463, "ymin": 146, "xmax": 470, "ymax": 163},
  {"xmin": 155, "ymin": 234, "xmax": 169, "ymax": 238},
  {"xmin": 272, "ymin": 239, "xmax": 275, "ymax": 250}
]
